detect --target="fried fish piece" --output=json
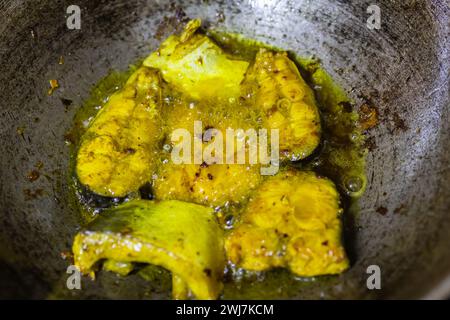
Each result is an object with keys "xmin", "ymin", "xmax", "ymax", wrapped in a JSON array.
[
  {"xmin": 153, "ymin": 98, "xmax": 262, "ymax": 208},
  {"xmin": 144, "ymin": 19, "xmax": 249, "ymax": 100},
  {"xmin": 72, "ymin": 200, "xmax": 225, "ymax": 300},
  {"xmin": 243, "ymin": 49, "xmax": 321, "ymax": 161},
  {"xmin": 154, "ymin": 161, "xmax": 262, "ymax": 208},
  {"xmin": 76, "ymin": 67, "xmax": 162, "ymax": 197},
  {"xmin": 225, "ymin": 170, "xmax": 349, "ymax": 276}
]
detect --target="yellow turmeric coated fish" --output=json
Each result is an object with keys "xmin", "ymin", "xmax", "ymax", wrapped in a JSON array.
[
  {"xmin": 153, "ymin": 97, "xmax": 263, "ymax": 208},
  {"xmin": 72, "ymin": 19, "xmax": 351, "ymax": 300},
  {"xmin": 154, "ymin": 160, "xmax": 262, "ymax": 208},
  {"xmin": 242, "ymin": 49, "xmax": 321, "ymax": 161},
  {"xmin": 225, "ymin": 170, "xmax": 349, "ymax": 276},
  {"xmin": 144, "ymin": 19, "xmax": 249, "ymax": 100},
  {"xmin": 76, "ymin": 67, "xmax": 162, "ymax": 197},
  {"xmin": 72, "ymin": 200, "xmax": 225, "ymax": 300}
]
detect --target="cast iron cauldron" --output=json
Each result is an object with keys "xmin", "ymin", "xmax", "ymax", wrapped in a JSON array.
[{"xmin": 0, "ymin": 0, "xmax": 449, "ymax": 299}]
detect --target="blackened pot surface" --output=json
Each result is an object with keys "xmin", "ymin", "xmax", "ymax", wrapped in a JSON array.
[{"xmin": 0, "ymin": 0, "xmax": 449, "ymax": 299}]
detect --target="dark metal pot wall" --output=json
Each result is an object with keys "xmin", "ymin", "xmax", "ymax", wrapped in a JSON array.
[{"xmin": 0, "ymin": 0, "xmax": 449, "ymax": 299}]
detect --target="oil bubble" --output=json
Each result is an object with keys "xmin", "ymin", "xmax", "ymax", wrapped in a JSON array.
[{"xmin": 344, "ymin": 176, "xmax": 363, "ymax": 194}]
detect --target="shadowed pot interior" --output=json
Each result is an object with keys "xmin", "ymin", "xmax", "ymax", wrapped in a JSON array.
[{"xmin": 0, "ymin": 0, "xmax": 449, "ymax": 299}]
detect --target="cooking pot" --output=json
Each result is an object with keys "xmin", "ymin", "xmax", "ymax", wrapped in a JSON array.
[{"xmin": 0, "ymin": 0, "xmax": 448, "ymax": 299}]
